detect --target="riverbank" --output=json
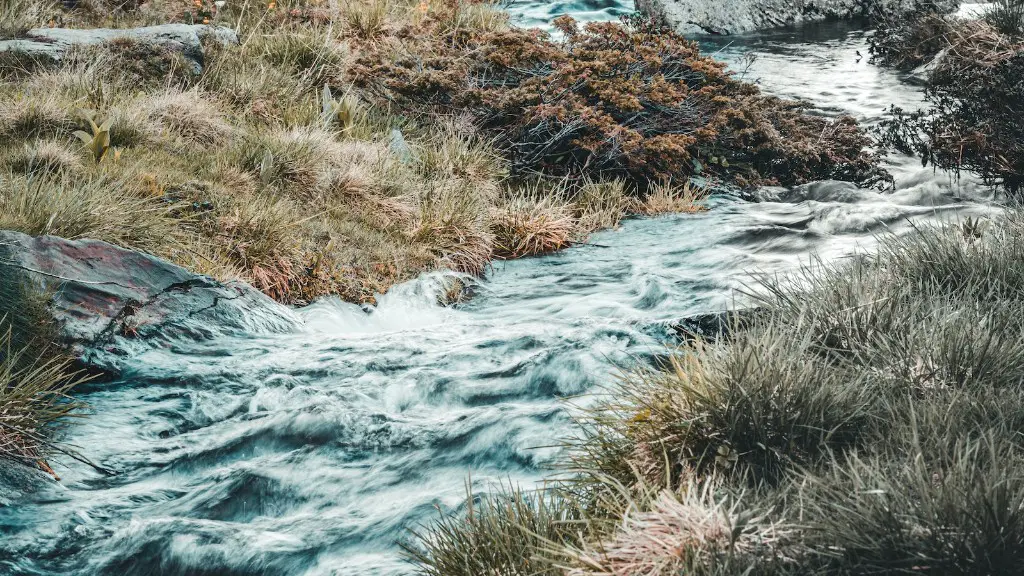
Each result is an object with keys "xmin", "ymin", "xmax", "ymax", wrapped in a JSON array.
[
  {"xmin": 0, "ymin": 12, "xmax": 1007, "ymax": 572},
  {"xmin": 0, "ymin": 0, "xmax": 884, "ymax": 473},
  {"xmin": 412, "ymin": 207, "xmax": 1024, "ymax": 575}
]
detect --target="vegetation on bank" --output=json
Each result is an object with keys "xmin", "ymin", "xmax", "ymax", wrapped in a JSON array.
[
  {"xmin": 0, "ymin": 0, "xmax": 881, "ymax": 306},
  {"xmin": 872, "ymin": 0, "xmax": 1024, "ymax": 192},
  {"xmin": 410, "ymin": 208, "xmax": 1024, "ymax": 575}
]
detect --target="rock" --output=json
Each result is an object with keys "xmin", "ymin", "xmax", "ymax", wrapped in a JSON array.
[
  {"xmin": 0, "ymin": 24, "xmax": 238, "ymax": 73},
  {"xmin": 0, "ymin": 231, "xmax": 298, "ymax": 373},
  {"xmin": 669, "ymin": 309, "xmax": 760, "ymax": 343},
  {"xmin": 636, "ymin": 0, "xmax": 959, "ymax": 35}
]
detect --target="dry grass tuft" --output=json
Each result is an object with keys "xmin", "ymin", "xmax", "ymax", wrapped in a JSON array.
[
  {"xmin": 491, "ymin": 191, "xmax": 575, "ymax": 259},
  {"xmin": 4, "ymin": 141, "xmax": 83, "ymax": 175},
  {"xmin": 412, "ymin": 180, "xmax": 494, "ymax": 275},
  {"xmin": 0, "ymin": 172, "xmax": 181, "ymax": 253},
  {"xmin": 212, "ymin": 194, "xmax": 307, "ymax": 300},
  {"xmin": 632, "ymin": 180, "xmax": 710, "ymax": 216},
  {"xmin": 574, "ymin": 179, "xmax": 626, "ymax": 233},
  {"xmin": 142, "ymin": 89, "xmax": 234, "ymax": 147},
  {"xmin": 568, "ymin": 487, "xmax": 784, "ymax": 575},
  {"xmin": 0, "ymin": 315, "xmax": 86, "ymax": 477}
]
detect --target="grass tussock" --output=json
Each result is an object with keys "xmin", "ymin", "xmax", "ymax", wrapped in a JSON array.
[
  {"xmin": 410, "ymin": 209, "xmax": 1024, "ymax": 575},
  {"xmin": 491, "ymin": 187, "xmax": 575, "ymax": 259}
]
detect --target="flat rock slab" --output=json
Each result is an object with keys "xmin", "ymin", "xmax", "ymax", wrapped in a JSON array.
[
  {"xmin": 0, "ymin": 24, "xmax": 237, "ymax": 72},
  {"xmin": 0, "ymin": 230, "xmax": 297, "ymax": 372},
  {"xmin": 637, "ymin": 0, "xmax": 960, "ymax": 35}
]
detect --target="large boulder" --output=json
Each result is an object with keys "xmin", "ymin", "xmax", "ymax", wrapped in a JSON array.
[
  {"xmin": 0, "ymin": 231, "xmax": 297, "ymax": 373},
  {"xmin": 636, "ymin": 0, "xmax": 959, "ymax": 35},
  {"xmin": 0, "ymin": 24, "xmax": 237, "ymax": 73}
]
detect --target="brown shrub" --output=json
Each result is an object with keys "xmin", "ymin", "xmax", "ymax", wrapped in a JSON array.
[{"xmin": 352, "ymin": 14, "xmax": 886, "ymax": 189}]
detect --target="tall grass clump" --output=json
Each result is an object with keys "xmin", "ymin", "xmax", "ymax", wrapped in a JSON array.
[
  {"xmin": 571, "ymin": 322, "xmax": 878, "ymax": 490},
  {"xmin": 986, "ymin": 0, "xmax": 1024, "ymax": 37},
  {"xmin": 0, "ymin": 271, "xmax": 87, "ymax": 476},
  {"xmin": 0, "ymin": 172, "xmax": 181, "ymax": 253},
  {"xmin": 406, "ymin": 484, "xmax": 587, "ymax": 576},
  {"xmin": 491, "ymin": 187, "xmax": 575, "ymax": 259},
  {"xmin": 797, "ymin": 435, "xmax": 1024, "ymax": 574},
  {"xmin": 0, "ymin": 323, "xmax": 84, "ymax": 475}
]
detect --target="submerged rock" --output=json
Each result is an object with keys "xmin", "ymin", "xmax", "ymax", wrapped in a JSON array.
[
  {"xmin": 670, "ymin": 309, "xmax": 761, "ymax": 343},
  {"xmin": 636, "ymin": 0, "xmax": 959, "ymax": 35},
  {"xmin": 0, "ymin": 231, "xmax": 297, "ymax": 373},
  {"xmin": 0, "ymin": 24, "xmax": 237, "ymax": 73}
]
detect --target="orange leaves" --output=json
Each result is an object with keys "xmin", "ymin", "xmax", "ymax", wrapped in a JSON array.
[{"xmin": 350, "ymin": 14, "xmax": 883, "ymax": 188}]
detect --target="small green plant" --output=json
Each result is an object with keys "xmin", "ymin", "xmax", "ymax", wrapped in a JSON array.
[
  {"xmin": 320, "ymin": 84, "xmax": 362, "ymax": 133},
  {"xmin": 72, "ymin": 110, "xmax": 114, "ymax": 163},
  {"xmin": 259, "ymin": 149, "xmax": 276, "ymax": 185}
]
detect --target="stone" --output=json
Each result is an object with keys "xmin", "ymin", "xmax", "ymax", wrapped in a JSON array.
[
  {"xmin": 0, "ymin": 231, "xmax": 297, "ymax": 374},
  {"xmin": 670, "ymin": 309, "xmax": 761, "ymax": 343},
  {"xmin": 636, "ymin": 0, "xmax": 960, "ymax": 36},
  {"xmin": 0, "ymin": 24, "xmax": 238, "ymax": 73}
]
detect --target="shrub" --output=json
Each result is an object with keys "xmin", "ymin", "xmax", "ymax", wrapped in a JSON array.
[
  {"xmin": 352, "ymin": 14, "xmax": 885, "ymax": 189},
  {"xmin": 875, "ymin": 11, "xmax": 1024, "ymax": 192}
]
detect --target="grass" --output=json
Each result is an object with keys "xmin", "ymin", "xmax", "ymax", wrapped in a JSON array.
[
  {"xmin": 405, "ymin": 483, "xmax": 587, "ymax": 576},
  {"xmin": 0, "ymin": 265, "xmax": 88, "ymax": 479},
  {"xmin": 1, "ymin": 1, "xmax": 717, "ymax": 310},
  {"xmin": 987, "ymin": 0, "xmax": 1024, "ymax": 37},
  {"xmin": 409, "ymin": 209, "xmax": 1024, "ymax": 575}
]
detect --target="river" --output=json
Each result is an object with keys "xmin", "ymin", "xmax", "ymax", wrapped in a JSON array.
[{"xmin": 0, "ymin": 4, "xmax": 1000, "ymax": 575}]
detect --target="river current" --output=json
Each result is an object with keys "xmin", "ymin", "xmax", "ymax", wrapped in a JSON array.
[{"xmin": 0, "ymin": 5, "xmax": 1001, "ymax": 576}]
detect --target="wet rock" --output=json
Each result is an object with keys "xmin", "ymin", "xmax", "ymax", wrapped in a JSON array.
[
  {"xmin": 0, "ymin": 24, "xmax": 237, "ymax": 73},
  {"xmin": 670, "ymin": 309, "xmax": 760, "ymax": 343},
  {"xmin": 636, "ymin": 0, "xmax": 959, "ymax": 35},
  {"xmin": 0, "ymin": 231, "xmax": 297, "ymax": 373}
]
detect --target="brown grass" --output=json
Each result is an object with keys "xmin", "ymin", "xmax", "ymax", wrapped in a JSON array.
[{"xmin": 491, "ymin": 191, "xmax": 575, "ymax": 259}]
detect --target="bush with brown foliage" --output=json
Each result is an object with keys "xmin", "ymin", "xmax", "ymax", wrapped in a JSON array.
[{"xmin": 352, "ymin": 14, "xmax": 887, "ymax": 190}]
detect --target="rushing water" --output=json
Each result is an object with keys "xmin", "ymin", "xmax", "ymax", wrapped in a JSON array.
[{"xmin": 0, "ymin": 7, "xmax": 1003, "ymax": 576}]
